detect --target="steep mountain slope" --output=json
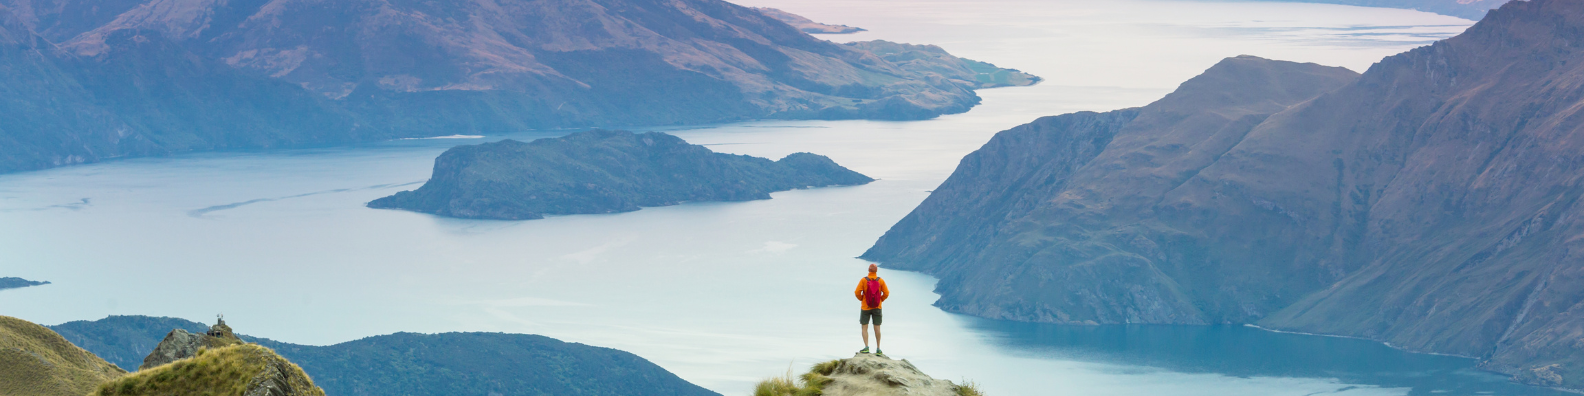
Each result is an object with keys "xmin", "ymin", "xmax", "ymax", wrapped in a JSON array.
[
  {"xmin": 0, "ymin": 316, "xmax": 125, "ymax": 396},
  {"xmin": 862, "ymin": 0, "xmax": 1584, "ymax": 388},
  {"xmin": 49, "ymin": 315, "xmax": 721, "ymax": 396},
  {"xmin": 865, "ymin": 55, "xmax": 1360, "ymax": 324},
  {"xmin": 0, "ymin": 0, "xmax": 1035, "ymax": 173},
  {"xmin": 369, "ymin": 129, "xmax": 873, "ymax": 220}
]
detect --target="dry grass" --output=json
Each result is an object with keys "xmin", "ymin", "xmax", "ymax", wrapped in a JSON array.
[
  {"xmin": 95, "ymin": 344, "xmax": 323, "ymax": 396},
  {"xmin": 953, "ymin": 379, "xmax": 984, "ymax": 396},
  {"xmin": 0, "ymin": 316, "xmax": 126, "ymax": 396},
  {"xmin": 753, "ymin": 360, "xmax": 842, "ymax": 396}
]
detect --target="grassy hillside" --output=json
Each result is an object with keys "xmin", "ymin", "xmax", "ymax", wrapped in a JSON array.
[
  {"xmin": 52, "ymin": 315, "xmax": 720, "ymax": 396},
  {"xmin": 0, "ymin": 316, "xmax": 125, "ymax": 396},
  {"xmin": 94, "ymin": 344, "xmax": 322, "ymax": 396}
]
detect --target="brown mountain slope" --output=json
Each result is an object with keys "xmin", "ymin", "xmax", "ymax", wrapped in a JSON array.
[
  {"xmin": 864, "ymin": 0, "xmax": 1584, "ymax": 388},
  {"xmin": 0, "ymin": 316, "xmax": 125, "ymax": 396},
  {"xmin": 863, "ymin": 55, "xmax": 1360, "ymax": 324},
  {"xmin": 0, "ymin": 0, "xmax": 1035, "ymax": 173}
]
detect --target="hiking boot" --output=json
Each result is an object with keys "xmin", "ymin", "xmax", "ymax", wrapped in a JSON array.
[
  {"xmin": 875, "ymin": 349, "xmax": 886, "ymax": 357},
  {"xmin": 858, "ymin": 347, "xmax": 870, "ymax": 354}
]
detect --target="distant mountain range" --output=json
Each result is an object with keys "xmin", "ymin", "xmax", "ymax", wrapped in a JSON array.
[
  {"xmin": 1253, "ymin": 0, "xmax": 1510, "ymax": 20},
  {"xmin": 49, "ymin": 315, "xmax": 719, "ymax": 396},
  {"xmin": 0, "ymin": 0, "xmax": 1036, "ymax": 173},
  {"xmin": 865, "ymin": 0, "xmax": 1584, "ymax": 390}
]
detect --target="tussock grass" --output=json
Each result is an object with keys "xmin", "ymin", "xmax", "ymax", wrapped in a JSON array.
[
  {"xmin": 95, "ymin": 344, "xmax": 323, "ymax": 396},
  {"xmin": 953, "ymin": 379, "xmax": 984, "ymax": 396},
  {"xmin": 0, "ymin": 316, "xmax": 126, "ymax": 396},
  {"xmin": 753, "ymin": 360, "xmax": 842, "ymax": 396}
]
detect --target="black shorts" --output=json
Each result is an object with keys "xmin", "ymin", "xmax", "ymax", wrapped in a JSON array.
[{"xmin": 860, "ymin": 309, "xmax": 882, "ymax": 325}]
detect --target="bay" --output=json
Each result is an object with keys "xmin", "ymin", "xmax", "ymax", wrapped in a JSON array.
[{"xmin": 0, "ymin": 0, "xmax": 1559, "ymax": 394}]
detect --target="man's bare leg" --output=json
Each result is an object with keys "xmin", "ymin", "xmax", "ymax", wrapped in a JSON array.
[
  {"xmin": 874, "ymin": 325, "xmax": 882, "ymax": 351},
  {"xmin": 862, "ymin": 324, "xmax": 871, "ymax": 348}
]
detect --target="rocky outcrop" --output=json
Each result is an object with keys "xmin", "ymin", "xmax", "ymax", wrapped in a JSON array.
[
  {"xmin": 864, "ymin": 0, "xmax": 1584, "ymax": 390},
  {"xmin": 0, "ymin": 0, "xmax": 1036, "ymax": 173},
  {"xmin": 753, "ymin": 7, "xmax": 864, "ymax": 34},
  {"xmin": 99, "ymin": 344, "xmax": 324, "ymax": 396},
  {"xmin": 756, "ymin": 354, "xmax": 980, "ymax": 396},
  {"xmin": 138, "ymin": 317, "xmax": 243, "ymax": 370},
  {"xmin": 369, "ymin": 129, "xmax": 874, "ymax": 220},
  {"xmin": 0, "ymin": 316, "xmax": 125, "ymax": 396}
]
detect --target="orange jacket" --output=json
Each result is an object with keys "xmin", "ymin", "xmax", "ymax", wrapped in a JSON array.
[{"xmin": 855, "ymin": 274, "xmax": 889, "ymax": 310}]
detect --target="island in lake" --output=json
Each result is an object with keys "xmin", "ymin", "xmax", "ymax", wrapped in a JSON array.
[
  {"xmin": 369, "ymin": 130, "xmax": 875, "ymax": 220},
  {"xmin": 0, "ymin": 277, "xmax": 49, "ymax": 291}
]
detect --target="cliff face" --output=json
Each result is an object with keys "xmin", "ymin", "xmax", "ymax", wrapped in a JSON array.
[
  {"xmin": 369, "ymin": 129, "xmax": 874, "ymax": 220},
  {"xmin": 863, "ymin": 0, "xmax": 1584, "ymax": 388},
  {"xmin": 0, "ymin": 0, "xmax": 1035, "ymax": 173}
]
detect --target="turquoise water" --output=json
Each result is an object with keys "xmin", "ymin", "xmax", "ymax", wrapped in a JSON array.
[{"xmin": 4, "ymin": 1, "xmax": 1560, "ymax": 395}]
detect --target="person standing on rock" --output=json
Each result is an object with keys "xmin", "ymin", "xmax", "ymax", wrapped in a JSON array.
[{"xmin": 856, "ymin": 263, "xmax": 890, "ymax": 357}]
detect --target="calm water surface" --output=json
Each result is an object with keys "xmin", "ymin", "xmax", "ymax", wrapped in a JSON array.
[{"xmin": 2, "ymin": 1, "xmax": 1559, "ymax": 395}]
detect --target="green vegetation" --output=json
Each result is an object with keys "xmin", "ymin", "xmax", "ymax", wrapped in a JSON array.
[
  {"xmin": 954, "ymin": 380, "xmax": 984, "ymax": 396},
  {"xmin": 52, "ymin": 316, "xmax": 720, "ymax": 396},
  {"xmin": 0, "ymin": 316, "xmax": 125, "ymax": 396},
  {"xmin": 753, "ymin": 360, "xmax": 839, "ymax": 396},
  {"xmin": 368, "ymin": 130, "xmax": 874, "ymax": 220},
  {"xmin": 95, "ymin": 344, "xmax": 322, "ymax": 396}
]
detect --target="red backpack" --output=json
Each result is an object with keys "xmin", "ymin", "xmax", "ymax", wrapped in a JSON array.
[{"xmin": 865, "ymin": 277, "xmax": 881, "ymax": 308}]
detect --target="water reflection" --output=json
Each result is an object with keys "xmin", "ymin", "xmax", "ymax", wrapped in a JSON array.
[{"xmin": 967, "ymin": 319, "xmax": 1569, "ymax": 395}]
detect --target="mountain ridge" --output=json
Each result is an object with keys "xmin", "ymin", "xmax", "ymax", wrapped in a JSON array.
[
  {"xmin": 0, "ymin": 0, "xmax": 1036, "ymax": 173},
  {"xmin": 863, "ymin": 0, "xmax": 1584, "ymax": 389}
]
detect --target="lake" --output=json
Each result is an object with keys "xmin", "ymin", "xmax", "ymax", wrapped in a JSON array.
[{"xmin": 1, "ymin": 0, "xmax": 1561, "ymax": 395}]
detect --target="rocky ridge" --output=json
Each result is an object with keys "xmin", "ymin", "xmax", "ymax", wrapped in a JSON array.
[
  {"xmin": 863, "ymin": 0, "xmax": 1584, "ymax": 389},
  {"xmin": 369, "ymin": 129, "xmax": 875, "ymax": 220},
  {"xmin": 756, "ymin": 354, "xmax": 979, "ymax": 396}
]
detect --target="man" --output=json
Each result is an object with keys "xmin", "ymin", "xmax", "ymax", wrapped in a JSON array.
[{"xmin": 855, "ymin": 263, "xmax": 889, "ymax": 356}]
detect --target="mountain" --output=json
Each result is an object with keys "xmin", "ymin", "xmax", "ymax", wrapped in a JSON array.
[
  {"xmin": 753, "ymin": 354, "xmax": 981, "ymax": 396},
  {"xmin": 753, "ymin": 7, "xmax": 865, "ymax": 34},
  {"xmin": 0, "ymin": 0, "xmax": 1036, "ymax": 174},
  {"xmin": 368, "ymin": 129, "xmax": 874, "ymax": 220},
  {"xmin": 48, "ymin": 315, "xmax": 721, "ymax": 396},
  {"xmin": 1252, "ymin": 0, "xmax": 1509, "ymax": 20},
  {"xmin": 255, "ymin": 332, "xmax": 720, "ymax": 396},
  {"xmin": 0, "ymin": 316, "xmax": 126, "ymax": 396},
  {"xmin": 863, "ymin": 0, "xmax": 1584, "ymax": 389}
]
